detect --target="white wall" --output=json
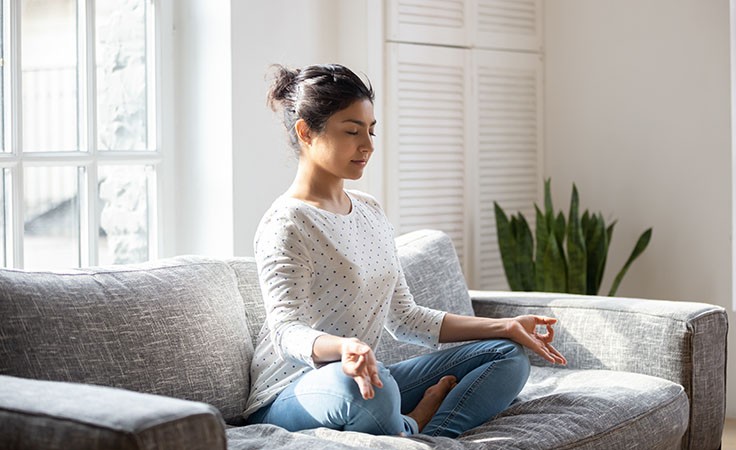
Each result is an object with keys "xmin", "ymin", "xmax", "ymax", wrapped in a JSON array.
[
  {"xmin": 230, "ymin": 0, "xmax": 338, "ymax": 258},
  {"xmin": 173, "ymin": 0, "xmax": 234, "ymax": 257},
  {"xmin": 544, "ymin": 0, "xmax": 733, "ymax": 414},
  {"xmin": 230, "ymin": 0, "xmax": 380, "ymax": 257},
  {"xmin": 172, "ymin": 0, "xmax": 380, "ymax": 258}
]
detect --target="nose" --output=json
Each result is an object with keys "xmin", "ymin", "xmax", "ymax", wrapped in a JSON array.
[{"xmin": 360, "ymin": 133, "xmax": 374, "ymax": 153}]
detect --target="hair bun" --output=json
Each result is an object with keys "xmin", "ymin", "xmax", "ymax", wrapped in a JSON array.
[{"xmin": 266, "ymin": 65, "xmax": 300, "ymax": 111}]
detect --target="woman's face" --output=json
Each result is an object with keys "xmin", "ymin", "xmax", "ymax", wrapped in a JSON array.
[{"xmin": 301, "ymin": 98, "xmax": 376, "ymax": 181}]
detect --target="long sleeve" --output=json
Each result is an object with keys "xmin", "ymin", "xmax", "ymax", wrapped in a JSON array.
[
  {"xmin": 254, "ymin": 216, "xmax": 326, "ymax": 369},
  {"xmin": 384, "ymin": 259, "xmax": 446, "ymax": 348}
]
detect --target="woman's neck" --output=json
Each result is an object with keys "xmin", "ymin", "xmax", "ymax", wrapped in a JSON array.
[{"xmin": 287, "ymin": 164, "xmax": 350, "ymax": 214}]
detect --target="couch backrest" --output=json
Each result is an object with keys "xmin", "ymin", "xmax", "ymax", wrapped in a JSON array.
[
  {"xmin": 228, "ymin": 230, "xmax": 473, "ymax": 367},
  {"xmin": 375, "ymin": 229, "xmax": 474, "ymax": 364},
  {"xmin": 0, "ymin": 256, "xmax": 253, "ymax": 425},
  {"xmin": 225, "ymin": 257, "xmax": 266, "ymax": 347}
]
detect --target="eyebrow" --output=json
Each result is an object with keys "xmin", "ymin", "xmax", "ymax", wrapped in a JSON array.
[{"xmin": 342, "ymin": 119, "xmax": 377, "ymax": 127}]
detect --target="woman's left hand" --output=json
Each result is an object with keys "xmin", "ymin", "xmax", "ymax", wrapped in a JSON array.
[{"xmin": 506, "ymin": 315, "xmax": 567, "ymax": 365}]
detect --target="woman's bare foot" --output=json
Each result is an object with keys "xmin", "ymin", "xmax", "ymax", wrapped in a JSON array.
[{"xmin": 406, "ymin": 375, "xmax": 458, "ymax": 432}]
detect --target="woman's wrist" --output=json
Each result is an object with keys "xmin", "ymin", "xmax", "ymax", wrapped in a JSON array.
[{"xmin": 313, "ymin": 334, "xmax": 349, "ymax": 363}]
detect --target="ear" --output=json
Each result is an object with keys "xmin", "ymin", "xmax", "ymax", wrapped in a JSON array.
[{"xmin": 295, "ymin": 119, "xmax": 313, "ymax": 147}]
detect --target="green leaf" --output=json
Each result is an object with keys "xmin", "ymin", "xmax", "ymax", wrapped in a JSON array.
[
  {"xmin": 495, "ymin": 202, "xmax": 523, "ymax": 291},
  {"xmin": 597, "ymin": 214, "xmax": 612, "ymax": 291},
  {"xmin": 544, "ymin": 178, "xmax": 553, "ymax": 218},
  {"xmin": 584, "ymin": 214, "xmax": 607, "ymax": 295},
  {"xmin": 534, "ymin": 205, "xmax": 548, "ymax": 290},
  {"xmin": 606, "ymin": 220, "xmax": 617, "ymax": 244},
  {"xmin": 554, "ymin": 211, "xmax": 566, "ymax": 255},
  {"xmin": 515, "ymin": 214, "xmax": 535, "ymax": 291},
  {"xmin": 608, "ymin": 228, "xmax": 653, "ymax": 296},
  {"xmin": 581, "ymin": 210, "xmax": 590, "ymax": 237},
  {"xmin": 566, "ymin": 184, "xmax": 586, "ymax": 294},
  {"xmin": 541, "ymin": 228, "xmax": 567, "ymax": 292}
]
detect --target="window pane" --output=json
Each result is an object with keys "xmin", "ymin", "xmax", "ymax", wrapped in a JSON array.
[
  {"xmin": 21, "ymin": 0, "xmax": 79, "ymax": 152},
  {"xmin": 1, "ymin": 0, "xmax": 4, "ymax": 153},
  {"xmin": 0, "ymin": 169, "xmax": 6, "ymax": 266},
  {"xmin": 24, "ymin": 166, "xmax": 79, "ymax": 269},
  {"xmin": 98, "ymin": 165, "xmax": 150, "ymax": 265},
  {"xmin": 96, "ymin": 0, "xmax": 148, "ymax": 151}
]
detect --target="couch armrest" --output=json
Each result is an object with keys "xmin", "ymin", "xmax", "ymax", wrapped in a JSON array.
[
  {"xmin": 0, "ymin": 375, "xmax": 227, "ymax": 450},
  {"xmin": 470, "ymin": 290, "xmax": 727, "ymax": 450}
]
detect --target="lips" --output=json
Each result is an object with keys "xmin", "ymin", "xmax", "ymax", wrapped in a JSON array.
[{"xmin": 351, "ymin": 160, "xmax": 368, "ymax": 166}]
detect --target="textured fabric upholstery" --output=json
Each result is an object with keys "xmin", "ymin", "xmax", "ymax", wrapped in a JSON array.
[
  {"xmin": 225, "ymin": 367, "xmax": 688, "ymax": 450},
  {"xmin": 0, "ymin": 375, "xmax": 226, "ymax": 450},
  {"xmin": 459, "ymin": 367, "xmax": 688, "ymax": 449},
  {"xmin": 471, "ymin": 291, "xmax": 727, "ymax": 450},
  {"xmin": 376, "ymin": 229, "xmax": 475, "ymax": 365},
  {"xmin": 1, "ymin": 228, "xmax": 725, "ymax": 450},
  {"xmin": 0, "ymin": 256, "xmax": 253, "ymax": 424},
  {"xmin": 226, "ymin": 257, "xmax": 266, "ymax": 346}
]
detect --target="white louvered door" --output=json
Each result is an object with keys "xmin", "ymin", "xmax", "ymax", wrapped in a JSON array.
[
  {"xmin": 383, "ymin": 0, "xmax": 543, "ymax": 289},
  {"xmin": 387, "ymin": 0, "xmax": 471, "ymax": 47},
  {"xmin": 385, "ymin": 43, "xmax": 472, "ymax": 270},
  {"xmin": 474, "ymin": 50, "xmax": 543, "ymax": 290},
  {"xmin": 475, "ymin": 0, "xmax": 542, "ymax": 51}
]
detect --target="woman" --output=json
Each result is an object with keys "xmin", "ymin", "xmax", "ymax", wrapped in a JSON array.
[{"xmin": 244, "ymin": 63, "xmax": 566, "ymax": 438}]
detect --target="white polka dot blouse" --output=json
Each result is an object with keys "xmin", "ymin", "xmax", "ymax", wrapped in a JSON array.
[{"xmin": 243, "ymin": 190, "xmax": 446, "ymax": 417}]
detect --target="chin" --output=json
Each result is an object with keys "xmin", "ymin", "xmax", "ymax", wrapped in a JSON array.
[{"xmin": 345, "ymin": 169, "xmax": 366, "ymax": 180}]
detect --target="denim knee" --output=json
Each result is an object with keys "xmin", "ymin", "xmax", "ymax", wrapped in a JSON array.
[
  {"xmin": 346, "ymin": 364, "xmax": 406, "ymax": 434},
  {"xmin": 499, "ymin": 340, "xmax": 531, "ymax": 386},
  {"xmin": 472, "ymin": 339, "xmax": 530, "ymax": 383}
]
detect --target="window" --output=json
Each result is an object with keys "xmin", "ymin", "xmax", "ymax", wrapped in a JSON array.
[{"xmin": 1, "ymin": 0, "xmax": 160, "ymax": 269}]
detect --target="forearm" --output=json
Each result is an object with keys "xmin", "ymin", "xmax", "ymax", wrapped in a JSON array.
[
  {"xmin": 440, "ymin": 313, "xmax": 567, "ymax": 365},
  {"xmin": 439, "ymin": 313, "xmax": 510, "ymax": 343},
  {"xmin": 312, "ymin": 334, "xmax": 357, "ymax": 364}
]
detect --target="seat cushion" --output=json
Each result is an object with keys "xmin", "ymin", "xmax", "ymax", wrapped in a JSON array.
[
  {"xmin": 458, "ymin": 366, "xmax": 689, "ymax": 449},
  {"xmin": 0, "ymin": 256, "xmax": 253, "ymax": 425},
  {"xmin": 225, "ymin": 367, "xmax": 688, "ymax": 449}
]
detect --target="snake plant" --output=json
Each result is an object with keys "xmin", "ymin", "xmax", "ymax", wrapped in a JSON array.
[{"xmin": 494, "ymin": 179, "xmax": 652, "ymax": 296}]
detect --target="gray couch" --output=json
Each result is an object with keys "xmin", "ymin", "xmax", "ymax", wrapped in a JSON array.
[{"xmin": 0, "ymin": 229, "xmax": 727, "ymax": 449}]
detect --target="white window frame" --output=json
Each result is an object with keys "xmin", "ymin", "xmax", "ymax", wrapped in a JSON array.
[{"xmin": 1, "ymin": 0, "xmax": 166, "ymax": 269}]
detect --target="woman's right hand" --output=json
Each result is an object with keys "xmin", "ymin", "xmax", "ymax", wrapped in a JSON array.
[{"xmin": 341, "ymin": 338, "xmax": 383, "ymax": 400}]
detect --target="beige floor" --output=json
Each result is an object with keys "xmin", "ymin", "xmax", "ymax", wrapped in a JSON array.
[{"xmin": 724, "ymin": 418, "xmax": 736, "ymax": 449}]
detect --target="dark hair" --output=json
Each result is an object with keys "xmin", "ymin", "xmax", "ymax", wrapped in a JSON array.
[{"xmin": 266, "ymin": 64, "xmax": 374, "ymax": 153}]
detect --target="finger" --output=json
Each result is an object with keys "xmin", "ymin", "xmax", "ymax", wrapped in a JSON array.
[
  {"xmin": 547, "ymin": 343, "xmax": 567, "ymax": 365},
  {"xmin": 534, "ymin": 316, "xmax": 558, "ymax": 325},
  {"xmin": 532, "ymin": 339, "xmax": 559, "ymax": 364},
  {"xmin": 363, "ymin": 346, "xmax": 383, "ymax": 388},
  {"xmin": 355, "ymin": 375, "xmax": 374, "ymax": 400},
  {"xmin": 537, "ymin": 324, "xmax": 555, "ymax": 343},
  {"xmin": 530, "ymin": 342, "xmax": 554, "ymax": 363},
  {"xmin": 370, "ymin": 370, "xmax": 383, "ymax": 389},
  {"xmin": 367, "ymin": 359, "xmax": 383, "ymax": 388}
]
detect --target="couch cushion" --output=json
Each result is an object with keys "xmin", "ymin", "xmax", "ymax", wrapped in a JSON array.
[
  {"xmin": 226, "ymin": 257, "xmax": 266, "ymax": 347},
  {"xmin": 226, "ymin": 368, "xmax": 687, "ymax": 449},
  {"xmin": 0, "ymin": 256, "xmax": 253, "ymax": 425},
  {"xmin": 458, "ymin": 366, "xmax": 689, "ymax": 449},
  {"xmin": 376, "ymin": 229, "xmax": 474, "ymax": 365}
]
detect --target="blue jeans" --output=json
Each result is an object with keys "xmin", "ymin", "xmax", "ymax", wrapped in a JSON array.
[{"xmin": 246, "ymin": 339, "xmax": 531, "ymax": 438}]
